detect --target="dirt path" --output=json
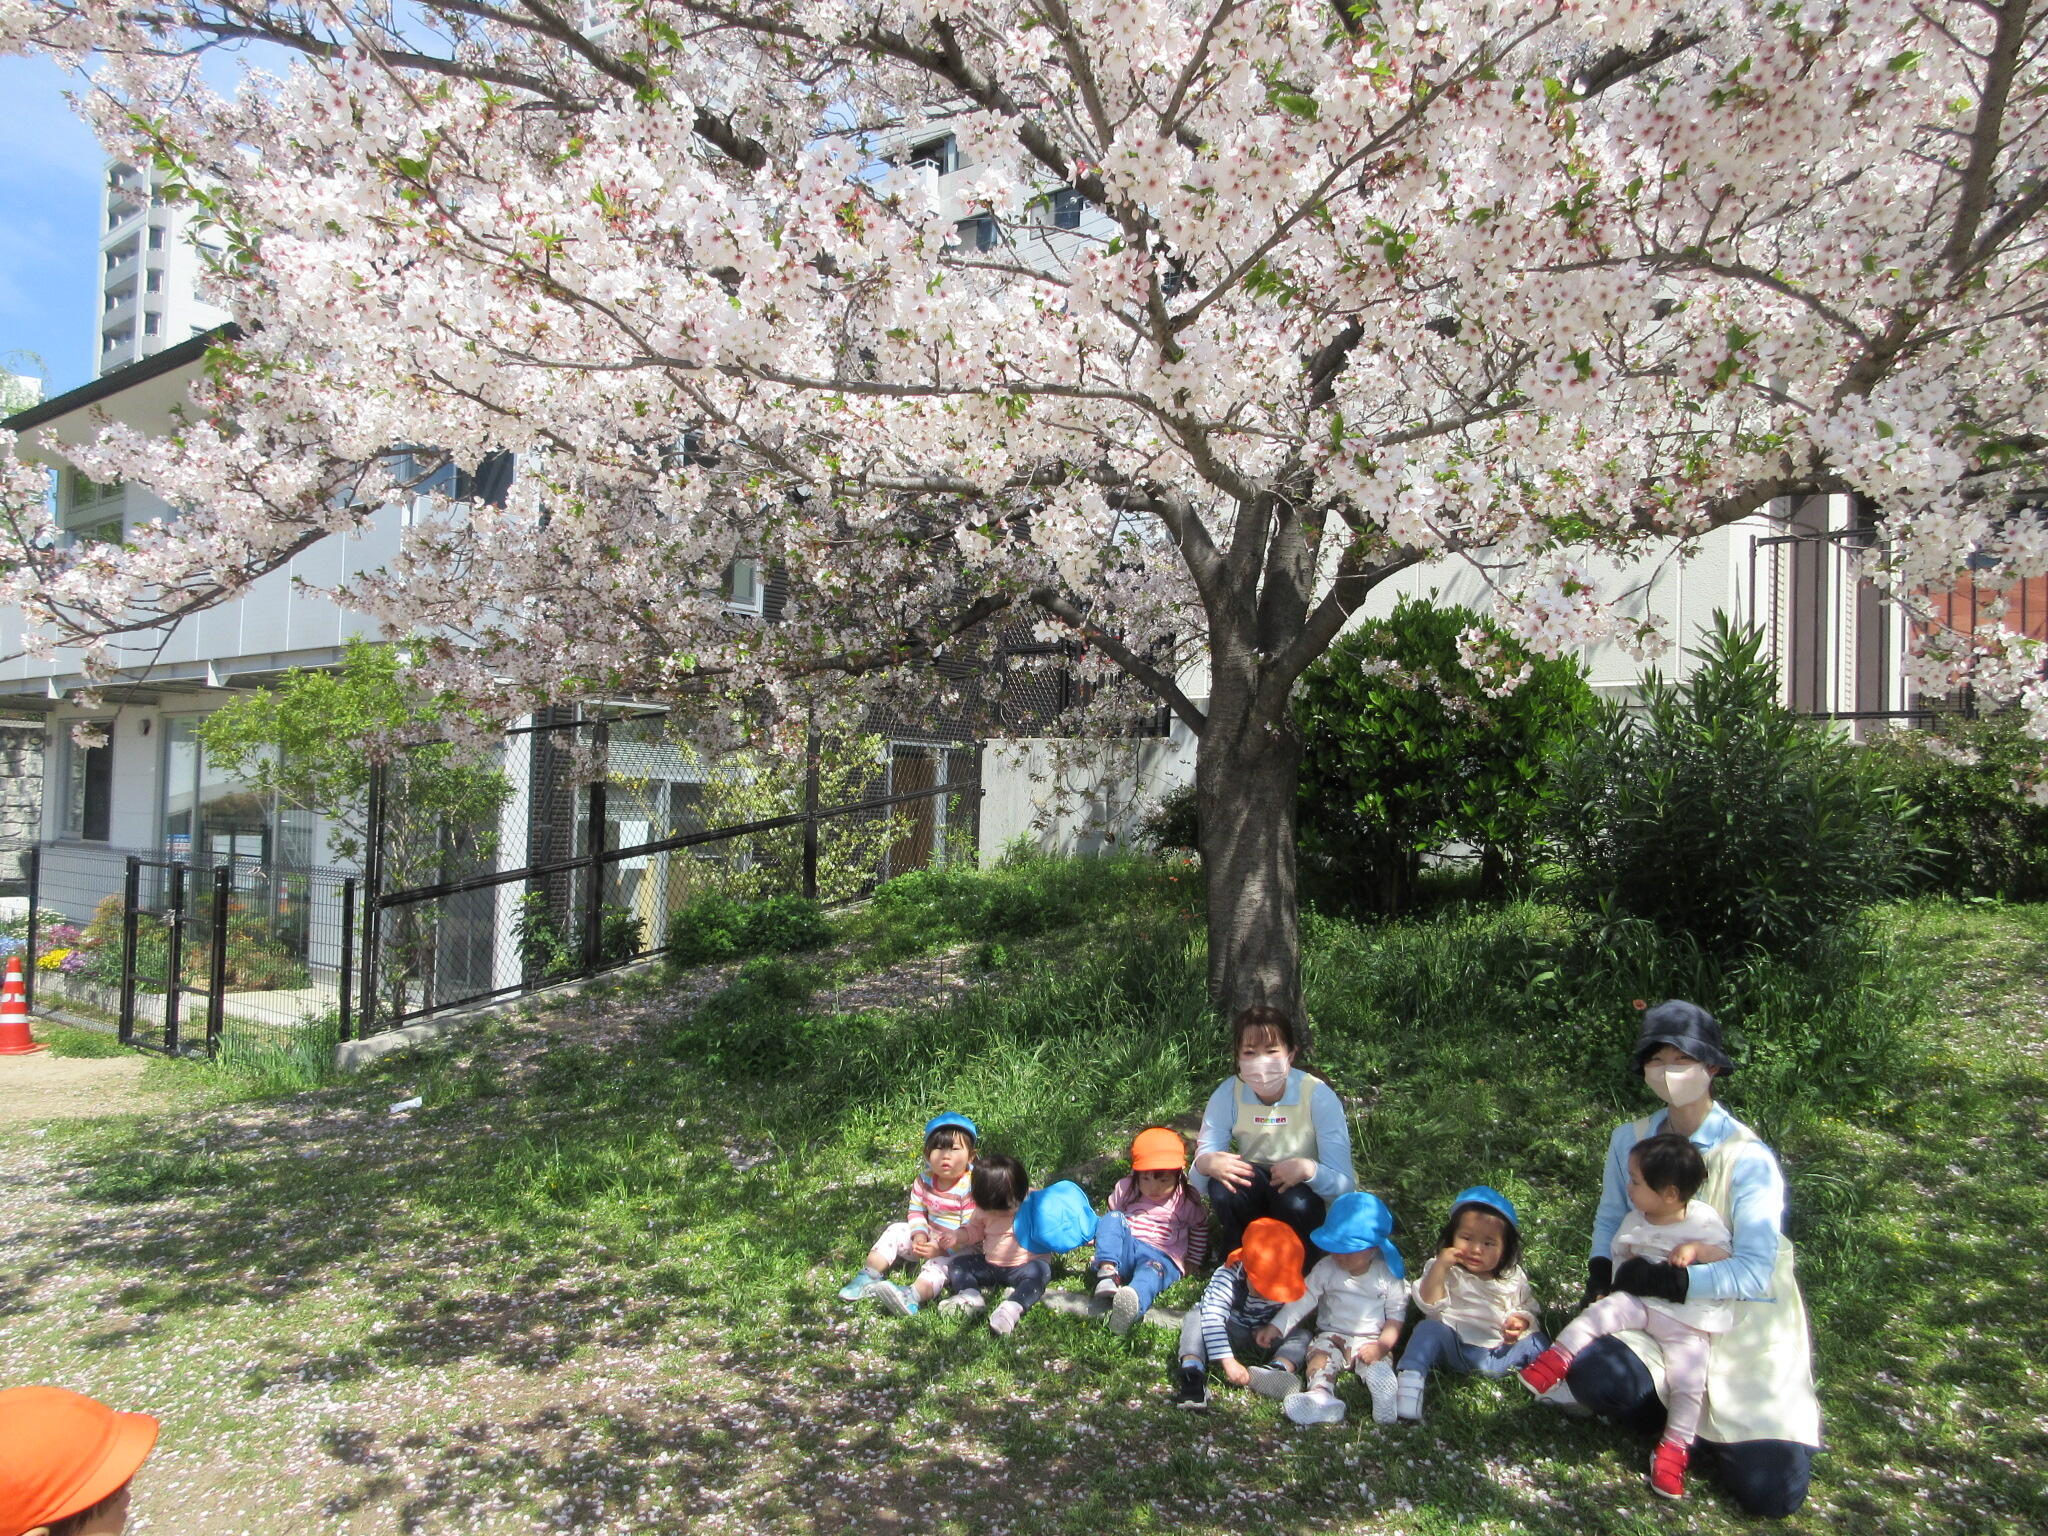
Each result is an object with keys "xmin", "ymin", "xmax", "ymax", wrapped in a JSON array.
[{"xmin": 0, "ymin": 1049, "xmax": 150, "ymax": 1123}]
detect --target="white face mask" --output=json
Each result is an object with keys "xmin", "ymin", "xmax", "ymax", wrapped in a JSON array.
[
  {"xmin": 1647, "ymin": 1062, "xmax": 1713, "ymax": 1107},
  {"xmin": 1239, "ymin": 1053, "xmax": 1290, "ymax": 1097}
]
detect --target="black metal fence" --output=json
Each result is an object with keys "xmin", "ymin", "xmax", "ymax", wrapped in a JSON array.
[
  {"xmin": 12, "ymin": 715, "xmax": 981, "ymax": 1056},
  {"xmin": 357, "ymin": 715, "xmax": 979, "ymax": 1036},
  {"xmin": 17, "ymin": 843, "xmax": 358, "ymax": 1055}
]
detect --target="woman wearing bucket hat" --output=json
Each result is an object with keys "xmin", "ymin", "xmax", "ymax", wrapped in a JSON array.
[
  {"xmin": 1550, "ymin": 1000, "xmax": 1821, "ymax": 1516},
  {"xmin": 0, "ymin": 1385, "xmax": 159, "ymax": 1536},
  {"xmin": 1192, "ymin": 1006, "xmax": 1356, "ymax": 1267}
]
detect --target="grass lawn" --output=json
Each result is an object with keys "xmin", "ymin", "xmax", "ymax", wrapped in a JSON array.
[{"xmin": 0, "ymin": 858, "xmax": 2042, "ymax": 1534}]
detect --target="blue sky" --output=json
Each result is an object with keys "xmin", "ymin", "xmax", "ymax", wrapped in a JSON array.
[{"xmin": 0, "ymin": 55, "xmax": 111, "ymax": 400}]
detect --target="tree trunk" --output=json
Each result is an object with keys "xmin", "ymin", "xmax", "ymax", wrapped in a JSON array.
[{"xmin": 1196, "ymin": 658, "xmax": 1305, "ymax": 1026}]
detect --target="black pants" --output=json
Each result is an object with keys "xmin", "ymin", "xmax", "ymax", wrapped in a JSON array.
[
  {"xmin": 1205, "ymin": 1164, "xmax": 1327, "ymax": 1271},
  {"xmin": 1566, "ymin": 1336, "xmax": 1815, "ymax": 1517},
  {"xmin": 945, "ymin": 1253, "xmax": 1051, "ymax": 1310}
]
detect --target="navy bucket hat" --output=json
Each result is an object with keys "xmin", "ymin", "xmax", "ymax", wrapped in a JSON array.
[{"xmin": 1630, "ymin": 1000, "xmax": 1735, "ymax": 1075}]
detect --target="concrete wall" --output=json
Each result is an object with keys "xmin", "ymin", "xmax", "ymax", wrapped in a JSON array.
[
  {"xmin": 0, "ymin": 720, "xmax": 42, "ymax": 887},
  {"xmin": 978, "ymin": 722, "xmax": 1196, "ymax": 863}
]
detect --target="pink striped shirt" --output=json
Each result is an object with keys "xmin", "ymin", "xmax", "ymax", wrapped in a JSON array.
[
  {"xmin": 1108, "ymin": 1175, "xmax": 1209, "ymax": 1271},
  {"xmin": 907, "ymin": 1170, "xmax": 976, "ymax": 1241}
]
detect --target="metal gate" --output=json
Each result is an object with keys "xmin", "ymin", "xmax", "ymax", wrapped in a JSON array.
[{"xmin": 116, "ymin": 856, "xmax": 229, "ymax": 1055}]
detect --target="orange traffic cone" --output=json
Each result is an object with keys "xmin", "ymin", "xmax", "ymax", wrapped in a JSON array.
[{"xmin": 0, "ymin": 955, "xmax": 42, "ymax": 1055}]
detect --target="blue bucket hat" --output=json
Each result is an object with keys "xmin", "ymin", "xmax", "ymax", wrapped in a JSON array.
[
  {"xmin": 1448, "ymin": 1185, "xmax": 1519, "ymax": 1233},
  {"xmin": 1310, "ymin": 1191, "xmax": 1406, "ymax": 1278},
  {"xmin": 1014, "ymin": 1180, "xmax": 1097, "ymax": 1254},
  {"xmin": 1631, "ymin": 1000, "xmax": 1735, "ymax": 1075},
  {"xmin": 923, "ymin": 1112, "xmax": 979, "ymax": 1143}
]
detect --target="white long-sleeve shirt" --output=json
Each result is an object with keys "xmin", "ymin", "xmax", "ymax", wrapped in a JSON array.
[
  {"xmin": 1610, "ymin": 1200, "xmax": 1737, "ymax": 1333},
  {"xmin": 1415, "ymin": 1263, "xmax": 1539, "ymax": 1350},
  {"xmin": 1270, "ymin": 1254, "xmax": 1408, "ymax": 1341}
]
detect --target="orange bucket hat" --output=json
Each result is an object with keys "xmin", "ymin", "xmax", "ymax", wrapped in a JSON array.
[
  {"xmin": 1129, "ymin": 1126, "xmax": 1187, "ymax": 1173},
  {"xmin": 0, "ymin": 1386, "xmax": 158, "ymax": 1536},
  {"xmin": 1228, "ymin": 1217, "xmax": 1307, "ymax": 1303}
]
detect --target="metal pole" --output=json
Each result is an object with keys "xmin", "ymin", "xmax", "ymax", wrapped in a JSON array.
[
  {"xmin": 22, "ymin": 844, "xmax": 38, "ymax": 1014},
  {"xmin": 581, "ymin": 720, "xmax": 609, "ymax": 973},
  {"xmin": 338, "ymin": 877, "xmax": 356, "ymax": 1043},
  {"xmin": 207, "ymin": 864, "xmax": 230, "ymax": 1056},
  {"xmin": 360, "ymin": 762, "xmax": 385, "ymax": 1038},
  {"xmin": 118, "ymin": 856, "xmax": 140, "ymax": 1045},
  {"xmin": 802, "ymin": 723, "xmax": 821, "ymax": 902},
  {"xmin": 162, "ymin": 863, "xmax": 185, "ymax": 1056}
]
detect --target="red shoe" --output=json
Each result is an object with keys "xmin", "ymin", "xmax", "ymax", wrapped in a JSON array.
[
  {"xmin": 1517, "ymin": 1346, "xmax": 1572, "ymax": 1397},
  {"xmin": 1650, "ymin": 1440, "xmax": 1689, "ymax": 1500}
]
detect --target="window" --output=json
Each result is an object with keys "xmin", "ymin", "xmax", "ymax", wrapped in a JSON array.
[
  {"xmin": 147, "ymin": 226, "xmax": 165, "ymax": 251},
  {"xmin": 162, "ymin": 717, "xmax": 312, "ymax": 866},
  {"xmin": 62, "ymin": 727, "xmax": 114, "ymax": 842},
  {"xmin": 724, "ymin": 557, "xmax": 763, "ymax": 614},
  {"xmin": 905, "ymin": 134, "xmax": 959, "ymax": 176},
  {"xmin": 956, "ymin": 214, "xmax": 999, "ymax": 253},
  {"xmin": 145, "ymin": 270, "xmax": 162, "ymax": 294},
  {"xmin": 69, "ymin": 517, "xmax": 123, "ymax": 549},
  {"xmin": 143, "ymin": 313, "xmax": 161, "ymax": 336},
  {"xmin": 1050, "ymin": 187, "xmax": 1088, "ymax": 230}
]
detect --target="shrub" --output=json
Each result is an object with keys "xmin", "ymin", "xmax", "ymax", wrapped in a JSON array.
[
  {"xmin": 664, "ymin": 892, "xmax": 829, "ymax": 968},
  {"xmin": 1295, "ymin": 597, "xmax": 1596, "ymax": 912},
  {"xmin": 1545, "ymin": 615, "xmax": 1917, "ymax": 958},
  {"xmin": 1864, "ymin": 712, "xmax": 2048, "ymax": 900},
  {"xmin": 1138, "ymin": 782, "xmax": 1200, "ymax": 852}
]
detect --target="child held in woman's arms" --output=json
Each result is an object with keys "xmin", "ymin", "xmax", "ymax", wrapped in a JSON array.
[
  {"xmin": 1173, "ymin": 1218, "xmax": 1314, "ymax": 1410},
  {"xmin": 845, "ymin": 1112, "xmax": 978, "ymax": 1308},
  {"xmin": 931, "ymin": 1154, "xmax": 1053, "ymax": 1336},
  {"xmin": 1270, "ymin": 1191, "xmax": 1410, "ymax": 1426},
  {"xmin": 1394, "ymin": 1186, "xmax": 1546, "ymax": 1422},
  {"xmin": 1091, "ymin": 1127, "xmax": 1208, "ymax": 1336},
  {"xmin": 1520, "ymin": 1134, "xmax": 1735, "ymax": 1500}
]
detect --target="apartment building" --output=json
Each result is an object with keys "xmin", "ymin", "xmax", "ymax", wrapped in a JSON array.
[{"xmin": 95, "ymin": 158, "xmax": 232, "ymax": 376}]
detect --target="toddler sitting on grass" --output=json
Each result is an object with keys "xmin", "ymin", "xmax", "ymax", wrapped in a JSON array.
[
  {"xmin": 842, "ymin": 1111, "xmax": 978, "ymax": 1306},
  {"xmin": 1272, "ymin": 1191, "xmax": 1410, "ymax": 1426},
  {"xmin": 1091, "ymin": 1126, "xmax": 1208, "ymax": 1336},
  {"xmin": 927, "ymin": 1154, "xmax": 1052, "ymax": 1336}
]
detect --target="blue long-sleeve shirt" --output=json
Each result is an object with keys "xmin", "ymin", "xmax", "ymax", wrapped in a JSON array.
[
  {"xmin": 1590, "ymin": 1102, "xmax": 1786, "ymax": 1304},
  {"xmin": 1191, "ymin": 1068, "xmax": 1356, "ymax": 1203}
]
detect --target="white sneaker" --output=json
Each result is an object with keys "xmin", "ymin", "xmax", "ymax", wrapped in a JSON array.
[
  {"xmin": 1284, "ymin": 1387, "xmax": 1348, "ymax": 1426},
  {"xmin": 1108, "ymin": 1285, "xmax": 1145, "ymax": 1336},
  {"xmin": 1537, "ymin": 1379, "xmax": 1594, "ymax": 1418},
  {"xmin": 938, "ymin": 1290, "xmax": 986, "ymax": 1318},
  {"xmin": 871, "ymin": 1283, "xmax": 920, "ymax": 1317},
  {"xmin": 1396, "ymin": 1371, "xmax": 1425, "ymax": 1423},
  {"xmin": 1361, "ymin": 1357, "xmax": 1400, "ymax": 1425},
  {"xmin": 988, "ymin": 1300, "xmax": 1024, "ymax": 1336},
  {"xmin": 1247, "ymin": 1364, "xmax": 1302, "ymax": 1400}
]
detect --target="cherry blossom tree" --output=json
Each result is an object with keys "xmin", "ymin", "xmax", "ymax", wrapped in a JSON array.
[{"xmin": 3, "ymin": 0, "xmax": 2047, "ymax": 1018}]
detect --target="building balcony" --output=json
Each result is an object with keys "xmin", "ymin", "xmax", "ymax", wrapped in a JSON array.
[
  {"xmin": 102, "ymin": 248, "xmax": 140, "ymax": 286},
  {"xmin": 101, "ymin": 292, "xmax": 139, "ymax": 332}
]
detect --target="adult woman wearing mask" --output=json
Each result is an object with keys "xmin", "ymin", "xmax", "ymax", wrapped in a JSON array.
[
  {"xmin": 1552, "ymin": 1001, "xmax": 1820, "ymax": 1517},
  {"xmin": 1192, "ymin": 1006, "xmax": 1356, "ymax": 1266}
]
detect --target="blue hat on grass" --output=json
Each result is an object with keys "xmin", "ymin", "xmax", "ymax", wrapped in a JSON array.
[
  {"xmin": 1310, "ymin": 1191, "xmax": 1406, "ymax": 1279},
  {"xmin": 923, "ymin": 1112, "xmax": 979, "ymax": 1142},
  {"xmin": 1449, "ymin": 1185, "xmax": 1519, "ymax": 1233},
  {"xmin": 1015, "ymin": 1180, "xmax": 1097, "ymax": 1254}
]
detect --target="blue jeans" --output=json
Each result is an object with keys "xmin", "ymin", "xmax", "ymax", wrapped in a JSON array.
[
  {"xmin": 1396, "ymin": 1317, "xmax": 1548, "ymax": 1378},
  {"xmin": 1567, "ymin": 1336, "xmax": 1815, "ymax": 1518},
  {"xmin": 1092, "ymin": 1213, "xmax": 1184, "ymax": 1313}
]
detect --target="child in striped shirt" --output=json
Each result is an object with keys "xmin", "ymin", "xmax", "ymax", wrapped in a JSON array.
[
  {"xmin": 1173, "ymin": 1217, "xmax": 1313, "ymax": 1410},
  {"xmin": 839, "ymin": 1112, "xmax": 978, "ymax": 1305},
  {"xmin": 1091, "ymin": 1126, "xmax": 1208, "ymax": 1336}
]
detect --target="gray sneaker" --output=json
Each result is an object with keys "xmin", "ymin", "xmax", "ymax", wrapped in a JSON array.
[
  {"xmin": 1246, "ymin": 1364, "xmax": 1302, "ymax": 1400},
  {"xmin": 1362, "ymin": 1357, "xmax": 1400, "ymax": 1425},
  {"xmin": 1108, "ymin": 1285, "xmax": 1144, "ymax": 1337}
]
